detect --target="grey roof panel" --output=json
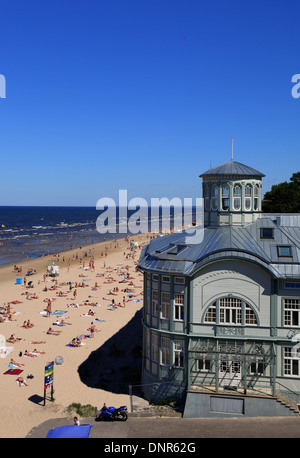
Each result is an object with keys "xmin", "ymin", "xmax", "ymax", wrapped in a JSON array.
[
  {"xmin": 138, "ymin": 214, "xmax": 300, "ymax": 278},
  {"xmin": 200, "ymin": 160, "xmax": 265, "ymax": 177}
]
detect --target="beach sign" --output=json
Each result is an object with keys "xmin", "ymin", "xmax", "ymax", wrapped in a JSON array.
[
  {"xmin": 44, "ymin": 361, "xmax": 54, "ymax": 389},
  {"xmin": 44, "ymin": 361, "xmax": 54, "ymax": 405}
]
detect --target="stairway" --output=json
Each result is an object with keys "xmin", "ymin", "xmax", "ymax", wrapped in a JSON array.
[{"xmin": 275, "ymin": 391, "xmax": 300, "ymax": 415}]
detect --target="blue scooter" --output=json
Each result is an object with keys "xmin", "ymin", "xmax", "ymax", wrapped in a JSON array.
[{"xmin": 95, "ymin": 403, "xmax": 128, "ymax": 421}]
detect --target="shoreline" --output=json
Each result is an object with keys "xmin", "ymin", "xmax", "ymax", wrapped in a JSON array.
[{"xmin": 0, "ymin": 232, "xmax": 153, "ymax": 438}]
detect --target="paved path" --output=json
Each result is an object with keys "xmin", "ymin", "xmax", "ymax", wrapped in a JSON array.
[{"xmin": 26, "ymin": 415, "xmax": 300, "ymax": 438}]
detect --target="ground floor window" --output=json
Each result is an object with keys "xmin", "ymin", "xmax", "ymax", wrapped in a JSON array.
[
  {"xmin": 196, "ymin": 358, "xmax": 211, "ymax": 372},
  {"xmin": 249, "ymin": 360, "xmax": 265, "ymax": 375}
]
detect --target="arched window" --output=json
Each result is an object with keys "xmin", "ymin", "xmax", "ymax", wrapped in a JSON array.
[
  {"xmin": 254, "ymin": 185, "xmax": 259, "ymax": 211},
  {"xmin": 204, "ymin": 297, "xmax": 257, "ymax": 325},
  {"xmin": 233, "ymin": 184, "xmax": 241, "ymax": 211},
  {"xmin": 221, "ymin": 185, "xmax": 230, "ymax": 211},
  {"xmin": 245, "ymin": 184, "xmax": 252, "ymax": 211},
  {"xmin": 211, "ymin": 184, "xmax": 218, "ymax": 211}
]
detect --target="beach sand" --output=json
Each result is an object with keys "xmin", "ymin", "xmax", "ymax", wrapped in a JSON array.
[{"xmin": 0, "ymin": 233, "xmax": 151, "ymax": 438}]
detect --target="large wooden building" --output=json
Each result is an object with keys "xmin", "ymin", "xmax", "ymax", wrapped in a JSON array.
[{"xmin": 138, "ymin": 160, "xmax": 300, "ymax": 417}]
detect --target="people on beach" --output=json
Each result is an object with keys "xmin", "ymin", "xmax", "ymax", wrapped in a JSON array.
[
  {"xmin": 16, "ymin": 376, "xmax": 28, "ymax": 387},
  {"xmin": 0, "ymin": 232, "xmax": 146, "ymax": 436},
  {"xmin": 47, "ymin": 327, "xmax": 61, "ymax": 335}
]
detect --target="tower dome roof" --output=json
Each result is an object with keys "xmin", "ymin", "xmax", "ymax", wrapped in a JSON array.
[{"xmin": 200, "ymin": 160, "xmax": 265, "ymax": 178}]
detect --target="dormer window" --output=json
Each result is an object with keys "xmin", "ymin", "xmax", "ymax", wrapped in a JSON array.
[
  {"xmin": 277, "ymin": 246, "xmax": 292, "ymax": 257},
  {"xmin": 260, "ymin": 228, "xmax": 274, "ymax": 239},
  {"xmin": 233, "ymin": 184, "xmax": 241, "ymax": 211},
  {"xmin": 221, "ymin": 185, "xmax": 230, "ymax": 211},
  {"xmin": 245, "ymin": 185, "xmax": 252, "ymax": 211}
]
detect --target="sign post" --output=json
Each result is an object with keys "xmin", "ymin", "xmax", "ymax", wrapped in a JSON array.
[{"xmin": 44, "ymin": 361, "xmax": 54, "ymax": 406}]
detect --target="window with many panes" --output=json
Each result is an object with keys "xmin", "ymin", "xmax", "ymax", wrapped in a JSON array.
[
  {"xmin": 220, "ymin": 297, "xmax": 242, "ymax": 324},
  {"xmin": 174, "ymin": 276, "xmax": 185, "ymax": 284},
  {"xmin": 152, "ymin": 290, "xmax": 158, "ymax": 317},
  {"xmin": 211, "ymin": 184, "xmax": 218, "ymax": 211},
  {"xmin": 174, "ymin": 339, "xmax": 184, "ymax": 368},
  {"xmin": 161, "ymin": 336, "xmax": 170, "ymax": 366},
  {"xmin": 151, "ymin": 334, "xmax": 158, "ymax": 363},
  {"xmin": 284, "ymin": 347, "xmax": 300, "ymax": 377},
  {"xmin": 221, "ymin": 185, "xmax": 230, "ymax": 211},
  {"xmin": 233, "ymin": 184, "xmax": 241, "ymax": 211},
  {"xmin": 249, "ymin": 360, "xmax": 265, "ymax": 375},
  {"xmin": 204, "ymin": 297, "xmax": 257, "ymax": 325},
  {"xmin": 161, "ymin": 292, "xmax": 170, "ymax": 319},
  {"xmin": 245, "ymin": 184, "xmax": 252, "ymax": 211},
  {"xmin": 284, "ymin": 299, "xmax": 300, "ymax": 326},
  {"xmin": 196, "ymin": 358, "xmax": 211, "ymax": 371},
  {"xmin": 174, "ymin": 293, "xmax": 184, "ymax": 321}
]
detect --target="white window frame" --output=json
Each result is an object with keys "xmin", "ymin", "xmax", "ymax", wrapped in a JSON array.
[
  {"xmin": 196, "ymin": 358, "xmax": 211, "ymax": 372},
  {"xmin": 204, "ymin": 298, "xmax": 257, "ymax": 326},
  {"xmin": 254, "ymin": 184, "xmax": 259, "ymax": 211},
  {"xmin": 245, "ymin": 184, "xmax": 252, "ymax": 211},
  {"xmin": 219, "ymin": 298, "xmax": 242, "ymax": 324},
  {"xmin": 174, "ymin": 339, "xmax": 184, "ymax": 368},
  {"xmin": 284, "ymin": 347, "xmax": 300, "ymax": 377},
  {"xmin": 221, "ymin": 185, "xmax": 230, "ymax": 211},
  {"xmin": 284, "ymin": 299, "xmax": 300, "ymax": 327},
  {"xmin": 233, "ymin": 184, "xmax": 241, "ymax": 211},
  {"xmin": 174, "ymin": 293, "xmax": 184, "ymax": 321}
]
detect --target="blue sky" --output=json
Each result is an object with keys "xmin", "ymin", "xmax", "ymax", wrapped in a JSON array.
[{"xmin": 0, "ymin": 0, "xmax": 299, "ymax": 206}]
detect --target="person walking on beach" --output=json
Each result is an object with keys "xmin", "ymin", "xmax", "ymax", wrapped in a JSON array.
[
  {"xmin": 46, "ymin": 300, "xmax": 52, "ymax": 317},
  {"xmin": 90, "ymin": 322, "xmax": 95, "ymax": 338}
]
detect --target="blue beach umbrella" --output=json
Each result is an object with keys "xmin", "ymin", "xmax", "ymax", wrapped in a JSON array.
[{"xmin": 46, "ymin": 424, "xmax": 92, "ymax": 438}]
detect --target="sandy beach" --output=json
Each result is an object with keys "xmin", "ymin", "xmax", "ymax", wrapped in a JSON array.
[{"xmin": 0, "ymin": 233, "xmax": 151, "ymax": 438}]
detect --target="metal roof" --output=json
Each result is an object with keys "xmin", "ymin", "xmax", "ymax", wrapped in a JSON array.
[
  {"xmin": 138, "ymin": 214, "xmax": 300, "ymax": 278},
  {"xmin": 200, "ymin": 160, "xmax": 265, "ymax": 178}
]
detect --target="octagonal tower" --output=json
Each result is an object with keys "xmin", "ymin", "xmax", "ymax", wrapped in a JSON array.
[{"xmin": 200, "ymin": 160, "xmax": 265, "ymax": 227}]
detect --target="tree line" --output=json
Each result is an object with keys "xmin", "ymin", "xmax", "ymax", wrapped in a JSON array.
[{"xmin": 262, "ymin": 172, "xmax": 300, "ymax": 213}]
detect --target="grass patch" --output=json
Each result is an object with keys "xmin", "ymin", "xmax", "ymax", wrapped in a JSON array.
[{"xmin": 66, "ymin": 402, "xmax": 96, "ymax": 417}]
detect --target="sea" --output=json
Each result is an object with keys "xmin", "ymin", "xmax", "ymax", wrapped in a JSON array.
[{"xmin": 0, "ymin": 205, "xmax": 197, "ymax": 267}]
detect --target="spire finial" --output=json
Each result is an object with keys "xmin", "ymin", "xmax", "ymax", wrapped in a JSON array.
[{"xmin": 231, "ymin": 137, "xmax": 234, "ymax": 161}]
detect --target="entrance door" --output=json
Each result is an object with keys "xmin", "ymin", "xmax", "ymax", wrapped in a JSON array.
[{"xmin": 219, "ymin": 360, "xmax": 241, "ymax": 386}]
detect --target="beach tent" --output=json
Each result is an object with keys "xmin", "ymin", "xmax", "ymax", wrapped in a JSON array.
[
  {"xmin": 47, "ymin": 262, "xmax": 60, "ymax": 277},
  {"xmin": 46, "ymin": 424, "xmax": 92, "ymax": 438}
]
